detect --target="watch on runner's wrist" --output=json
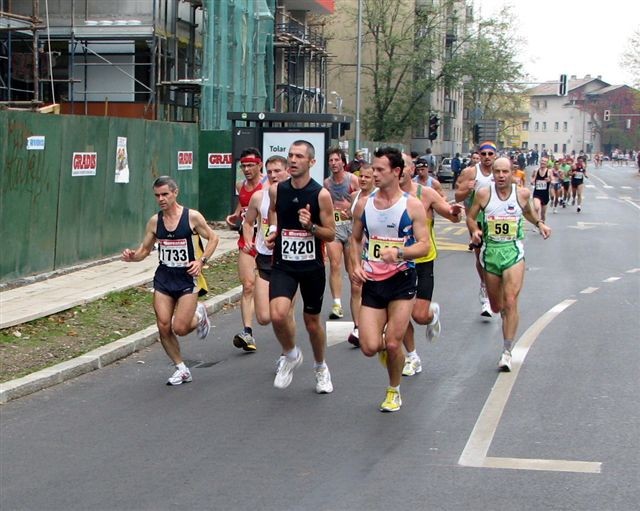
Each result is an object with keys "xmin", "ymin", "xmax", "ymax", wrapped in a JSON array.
[
  {"xmin": 200, "ymin": 256, "xmax": 208, "ymax": 264},
  {"xmin": 396, "ymin": 247, "xmax": 404, "ymax": 260},
  {"xmin": 310, "ymin": 223, "xmax": 318, "ymax": 234}
]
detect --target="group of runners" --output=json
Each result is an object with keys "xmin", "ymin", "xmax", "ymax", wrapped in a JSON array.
[{"xmin": 122, "ymin": 139, "xmax": 551, "ymax": 413}]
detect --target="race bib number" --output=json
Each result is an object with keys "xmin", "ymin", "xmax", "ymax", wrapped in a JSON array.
[
  {"xmin": 281, "ymin": 229, "xmax": 315, "ymax": 261},
  {"xmin": 535, "ymin": 181, "xmax": 548, "ymax": 190},
  {"xmin": 367, "ymin": 235, "xmax": 404, "ymax": 261},
  {"xmin": 260, "ymin": 218, "xmax": 269, "ymax": 237},
  {"xmin": 487, "ymin": 216, "xmax": 518, "ymax": 242},
  {"xmin": 158, "ymin": 239, "xmax": 189, "ymax": 267},
  {"xmin": 574, "ymin": 171, "xmax": 584, "ymax": 180},
  {"xmin": 334, "ymin": 209, "xmax": 348, "ymax": 225}
]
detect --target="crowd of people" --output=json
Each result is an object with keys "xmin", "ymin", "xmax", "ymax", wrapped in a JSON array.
[{"xmin": 121, "ymin": 139, "xmax": 559, "ymax": 414}]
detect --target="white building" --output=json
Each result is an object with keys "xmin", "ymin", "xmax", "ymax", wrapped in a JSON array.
[{"xmin": 527, "ymin": 75, "xmax": 609, "ymax": 157}]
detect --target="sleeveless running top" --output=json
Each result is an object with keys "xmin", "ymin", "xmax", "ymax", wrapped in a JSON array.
[
  {"xmin": 413, "ymin": 185, "xmax": 437, "ymax": 263},
  {"xmin": 533, "ymin": 168, "xmax": 550, "ymax": 197},
  {"xmin": 465, "ymin": 163, "xmax": 494, "ymax": 209},
  {"xmin": 273, "ymin": 178, "xmax": 324, "ymax": 272},
  {"xmin": 254, "ymin": 189, "xmax": 272, "ymax": 256},
  {"xmin": 156, "ymin": 207, "xmax": 204, "ymax": 267},
  {"xmin": 482, "ymin": 183, "xmax": 525, "ymax": 246},
  {"xmin": 361, "ymin": 191, "xmax": 415, "ymax": 281}
]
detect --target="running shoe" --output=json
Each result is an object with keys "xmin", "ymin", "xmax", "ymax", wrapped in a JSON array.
[
  {"xmin": 329, "ymin": 304, "xmax": 344, "ymax": 320},
  {"xmin": 274, "ymin": 350, "xmax": 303, "ymax": 389},
  {"xmin": 196, "ymin": 302, "xmax": 210, "ymax": 339},
  {"xmin": 275, "ymin": 355, "xmax": 286, "ymax": 374},
  {"xmin": 479, "ymin": 284, "xmax": 488, "ymax": 304},
  {"xmin": 402, "ymin": 356, "xmax": 422, "ymax": 377},
  {"xmin": 314, "ymin": 366, "xmax": 334, "ymax": 394},
  {"xmin": 378, "ymin": 349, "xmax": 387, "ymax": 368},
  {"xmin": 577, "ymin": 206, "xmax": 581, "ymax": 213},
  {"xmin": 379, "ymin": 387, "xmax": 402, "ymax": 412},
  {"xmin": 166, "ymin": 368, "xmax": 192, "ymax": 386},
  {"xmin": 498, "ymin": 350, "xmax": 512, "ymax": 372},
  {"xmin": 426, "ymin": 302, "xmax": 441, "ymax": 342},
  {"xmin": 553, "ymin": 207, "xmax": 557, "ymax": 214},
  {"xmin": 481, "ymin": 300, "xmax": 493, "ymax": 318},
  {"xmin": 233, "ymin": 330, "xmax": 257, "ymax": 352},
  {"xmin": 347, "ymin": 327, "xmax": 360, "ymax": 348}
]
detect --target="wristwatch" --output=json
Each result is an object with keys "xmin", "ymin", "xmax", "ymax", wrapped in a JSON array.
[
  {"xmin": 397, "ymin": 247, "xmax": 404, "ymax": 260},
  {"xmin": 200, "ymin": 256, "xmax": 208, "ymax": 264},
  {"xmin": 310, "ymin": 224, "xmax": 318, "ymax": 234}
]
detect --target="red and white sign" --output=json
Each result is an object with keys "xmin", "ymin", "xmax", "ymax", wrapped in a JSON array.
[
  {"xmin": 207, "ymin": 152, "xmax": 233, "ymax": 169},
  {"xmin": 177, "ymin": 151, "xmax": 193, "ymax": 170},
  {"xmin": 72, "ymin": 152, "xmax": 98, "ymax": 176}
]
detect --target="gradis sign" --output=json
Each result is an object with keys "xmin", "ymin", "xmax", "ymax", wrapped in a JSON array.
[
  {"xmin": 207, "ymin": 152, "xmax": 233, "ymax": 169},
  {"xmin": 177, "ymin": 151, "xmax": 193, "ymax": 170},
  {"xmin": 72, "ymin": 152, "xmax": 98, "ymax": 176}
]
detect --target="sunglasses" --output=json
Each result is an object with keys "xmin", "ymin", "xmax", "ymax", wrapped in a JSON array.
[{"xmin": 480, "ymin": 152, "xmax": 495, "ymax": 156}]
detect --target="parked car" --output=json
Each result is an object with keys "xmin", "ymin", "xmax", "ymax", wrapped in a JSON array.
[{"xmin": 437, "ymin": 157, "xmax": 454, "ymax": 182}]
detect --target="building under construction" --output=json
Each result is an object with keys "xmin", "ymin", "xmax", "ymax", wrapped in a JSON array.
[{"xmin": 0, "ymin": 0, "xmax": 333, "ymax": 128}]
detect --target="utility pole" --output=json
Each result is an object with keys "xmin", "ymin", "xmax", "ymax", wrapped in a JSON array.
[{"xmin": 355, "ymin": 0, "xmax": 363, "ymax": 153}]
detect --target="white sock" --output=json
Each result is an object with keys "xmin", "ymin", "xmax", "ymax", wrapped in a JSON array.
[
  {"xmin": 333, "ymin": 298, "xmax": 342, "ymax": 307},
  {"xmin": 406, "ymin": 350, "xmax": 418, "ymax": 359},
  {"xmin": 314, "ymin": 361, "xmax": 327, "ymax": 370},
  {"xmin": 176, "ymin": 362, "xmax": 187, "ymax": 371},
  {"xmin": 285, "ymin": 347, "xmax": 299, "ymax": 360}
]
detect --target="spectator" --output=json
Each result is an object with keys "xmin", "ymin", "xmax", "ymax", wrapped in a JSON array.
[{"xmin": 451, "ymin": 152, "xmax": 462, "ymax": 189}]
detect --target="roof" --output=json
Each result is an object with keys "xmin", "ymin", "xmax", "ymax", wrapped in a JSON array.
[
  {"xmin": 528, "ymin": 76, "xmax": 610, "ymax": 97},
  {"xmin": 586, "ymin": 84, "xmax": 630, "ymax": 96}
]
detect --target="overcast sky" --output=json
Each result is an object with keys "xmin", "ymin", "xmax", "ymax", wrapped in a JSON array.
[{"xmin": 475, "ymin": 0, "xmax": 639, "ymax": 86}]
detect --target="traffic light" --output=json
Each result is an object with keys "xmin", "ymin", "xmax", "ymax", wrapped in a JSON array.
[
  {"xmin": 428, "ymin": 115, "xmax": 440, "ymax": 141},
  {"xmin": 558, "ymin": 74, "xmax": 568, "ymax": 96},
  {"xmin": 603, "ymin": 110, "xmax": 610, "ymax": 122},
  {"xmin": 473, "ymin": 123, "xmax": 481, "ymax": 144}
]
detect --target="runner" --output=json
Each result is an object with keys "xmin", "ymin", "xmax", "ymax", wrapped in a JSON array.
[
  {"xmin": 414, "ymin": 156, "xmax": 446, "ymax": 199},
  {"xmin": 323, "ymin": 146, "xmax": 359, "ymax": 320},
  {"xmin": 550, "ymin": 160, "xmax": 562, "ymax": 213},
  {"xmin": 560, "ymin": 157, "xmax": 572, "ymax": 207},
  {"xmin": 349, "ymin": 147, "xmax": 430, "ymax": 412},
  {"xmin": 346, "ymin": 162, "xmax": 376, "ymax": 347},
  {"xmin": 226, "ymin": 147, "xmax": 264, "ymax": 352},
  {"xmin": 121, "ymin": 176, "xmax": 219, "ymax": 385},
  {"xmin": 265, "ymin": 140, "xmax": 336, "ymax": 393},
  {"xmin": 466, "ymin": 157, "xmax": 551, "ymax": 371},
  {"xmin": 455, "ymin": 141, "xmax": 497, "ymax": 318},
  {"xmin": 398, "ymin": 153, "xmax": 462, "ymax": 377},
  {"xmin": 571, "ymin": 156, "xmax": 588, "ymax": 213},
  {"xmin": 530, "ymin": 156, "xmax": 551, "ymax": 223}
]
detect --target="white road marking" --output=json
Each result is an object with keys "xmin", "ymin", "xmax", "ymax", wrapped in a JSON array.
[
  {"xmin": 620, "ymin": 186, "xmax": 632, "ymax": 190},
  {"xmin": 585, "ymin": 184, "xmax": 596, "ymax": 188},
  {"xmin": 626, "ymin": 268, "xmax": 640, "ymax": 273},
  {"xmin": 603, "ymin": 185, "xmax": 614, "ymax": 189},
  {"xmin": 622, "ymin": 198, "xmax": 640, "ymax": 211},
  {"xmin": 458, "ymin": 299, "xmax": 602, "ymax": 474},
  {"xmin": 602, "ymin": 277, "xmax": 621, "ymax": 283},
  {"xmin": 580, "ymin": 287, "xmax": 599, "ymax": 294},
  {"xmin": 325, "ymin": 321, "xmax": 354, "ymax": 347}
]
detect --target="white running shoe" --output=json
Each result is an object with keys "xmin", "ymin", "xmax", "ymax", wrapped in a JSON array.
[
  {"xmin": 481, "ymin": 300, "xmax": 493, "ymax": 318},
  {"xmin": 314, "ymin": 366, "xmax": 334, "ymax": 394},
  {"xmin": 275, "ymin": 355, "xmax": 286, "ymax": 374},
  {"xmin": 426, "ymin": 302, "xmax": 441, "ymax": 342},
  {"xmin": 167, "ymin": 368, "xmax": 192, "ymax": 385},
  {"xmin": 498, "ymin": 350, "xmax": 512, "ymax": 372},
  {"xmin": 196, "ymin": 303, "xmax": 210, "ymax": 339},
  {"xmin": 479, "ymin": 284, "xmax": 488, "ymax": 304},
  {"xmin": 402, "ymin": 356, "xmax": 422, "ymax": 377},
  {"xmin": 274, "ymin": 350, "xmax": 303, "ymax": 389}
]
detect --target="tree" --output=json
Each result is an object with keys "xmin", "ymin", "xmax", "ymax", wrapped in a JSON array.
[
  {"xmin": 621, "ymin": 29, "xmax": 640, "ymax": 89},
  {"xmin": 330, "ymin": 0, "xmax": 525, "ymax": 142}
]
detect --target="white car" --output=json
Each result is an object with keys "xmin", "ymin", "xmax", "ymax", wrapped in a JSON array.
[{"xmin": 437, "ymin": 158, "xmax": 454, "ymax": 182}]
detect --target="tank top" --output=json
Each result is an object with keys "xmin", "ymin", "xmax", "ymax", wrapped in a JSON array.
[
  {"xmin": 482, "ymin": 184, "xmax": 524, "ymax": 246},
  {"xmin": 361, "ymin": 191, "xmax": 415, "ymax": 281},
  {"xmin": 156, "ymin": 207, "xmax": 204, "ymax": 268},
  {"xmin": 273, "ymin": 178, "xmax": 324, "ymax": 272},
  {"xmin": 414, "ymin": 185, "xmax": 437, "ymax": 263},
  {"xmin": 254, "ymin": 189, "xmax": 272, "ymax": 256},
  {"xmin": 533, "ymin": 168, "xmax": 549, "ymax": 194},
  {"xmin": 464, "ymin": 163, "xmax": 493, "ymax": 209},
  {"xmin": 326, "ymin": 174, "xmax": 354, "ymax": 225},
  {"xmin": 239, "ymin": 180, "xmax": 263, "ymax": 210}
]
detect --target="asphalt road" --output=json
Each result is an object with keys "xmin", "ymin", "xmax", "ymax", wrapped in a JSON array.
[{"xmin": 1, "ymin": 163, "xmax": 638, "ymax": 511}]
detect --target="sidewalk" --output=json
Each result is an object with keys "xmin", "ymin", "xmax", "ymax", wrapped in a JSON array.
[{"xmin": 0, "ymin": 229, "xmax": 242, "ymax": 404}]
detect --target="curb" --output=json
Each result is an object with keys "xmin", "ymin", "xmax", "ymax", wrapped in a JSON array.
[{"xmin": 0, "ymin": 285, "xmax": 243, "ymax": 405}]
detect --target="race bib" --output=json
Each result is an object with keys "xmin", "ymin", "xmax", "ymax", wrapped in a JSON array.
[
  {"xmin": 334, "ymin": 209, "xmax": 348, "ymax": 225},
  {"xmin": 487, "ymin": 216, "xmax": 518, "ymax": 242},
  {"xmin": 281, "ymin": 229, "xmax": 316, "ymax": 261},
  {"xmin": 574, "ymin": 171, "xmax": 584, "ymax": 180},
  {"xmin": 260, "ymin": 218, "xmax": 269, "ymax": 237},
  {"xmin": 158, "ymin": 239, "xmax": 189, "ymax": 267},
  {"xmin": 535, "ymin": 181, "xmax": 548, "ymax": 190},
  {"xmin": 367, "ymin": 235, "xmax": 404, "ymax": 261}
]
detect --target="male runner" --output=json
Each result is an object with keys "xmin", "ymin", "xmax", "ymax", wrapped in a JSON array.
[
  {"xmin": 122, "ymin": 176, "xmax": 219, "ymax": 385},
  {"xmin": 266, "ymin": 140, "xmax": 336, "ymax": 393},
  {"xmin": 455, "ymin": 141, "xmax": 497, "ymax": 317},
  {"xmin": 226, "ymin": 147, "xmax": 264, "ymax": 352},
  {"xmin": 323, "ymin": 147, "xmax": 359, "ymax": 320},
  {"xmin": 466, "ymin": 158, "xmax": 551, "ymax": 371},
  {"xmin": 350, "ymin": 147, "xmax": 429, "ymax": 412}
]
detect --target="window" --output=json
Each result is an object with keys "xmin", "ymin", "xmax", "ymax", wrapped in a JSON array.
[
  {"xmin": 553, "ymin": 144, "xmax": 558, "ymax": 153},
  {"xmin": 554, "ymin": 122, "xmax": 559, "ymax": 132},
  {"xmin": 562, "ymin": 144, "xmax": 567, "ymax": 153},
  {"xmin": 563, "ymin": 122, "xmax": 568, "ymax": 132},
  {"xmin": 542, "ymin": 122, "xmax": 547, "ymax": 131},
  {"xmin": 522, "ymin": 121, "xmax": 529, "ymax": 131},
  {"xmin": 535, "ymin": 122, "xmax": 539, "ymax": 131},
  {"xmin": 543, "ymin": 100, "xmax": 548, "ymax": 108}
]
